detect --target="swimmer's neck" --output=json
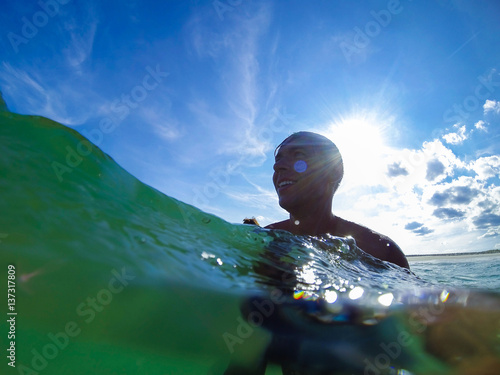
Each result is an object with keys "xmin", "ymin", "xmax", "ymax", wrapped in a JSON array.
[{"xmin": 288, "ymin": 210, "xmax": 337, "ymax": 236}]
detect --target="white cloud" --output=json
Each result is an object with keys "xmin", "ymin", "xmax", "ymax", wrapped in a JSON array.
[
  {"xmin": 484, "ymin": 99, "xmax": 500, "ymax": 115},
  {"xmin": 474, "ymin": 120, "xmax": 488, "ymax": 131},
  {"xmin": 469, "ymin": 155, "xmax": 500, "ymax": 181},
  {"xmin": 383, "ymin": 139, "xmax": 463, "ymax": 191},
  {"xmin": 442, "ymin": 124, "xmax": 467, "ymax": 144},
  {"xmin": 334, "ymin": 127, "xmax": 500, "ymax": 254}
]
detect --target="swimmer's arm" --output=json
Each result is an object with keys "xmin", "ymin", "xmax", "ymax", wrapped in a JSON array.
[
  {"xmin": 364, "ymin": 234, "xmax": 410, "ymax": 269},
  {"xmin": 352, "ymin": 227, "xmax": 410, "ymax": 269},
  {"xmin": 264, "ymin": 220, "xmax": 289, "ymax": 230},
  {"xmin": 333, "ymin": 218, "xmax": 410, "ymax": 269}
]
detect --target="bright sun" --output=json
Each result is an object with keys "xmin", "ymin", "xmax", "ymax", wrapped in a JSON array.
[{"xmin": 322, "ymin": 111, "xmax": 393, "ymax": 189}]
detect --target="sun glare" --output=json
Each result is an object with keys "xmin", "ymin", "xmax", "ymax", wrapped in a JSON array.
[{"xmin": 323, "ymin": 112, "xmax": 392, "ymax": 188}]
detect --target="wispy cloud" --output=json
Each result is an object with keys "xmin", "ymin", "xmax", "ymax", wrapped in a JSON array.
[
  {"xmin": 138, "ymin": 96, "xmax": 183, "ymax": 141},
  {"xmin": 230, "ymin": 172, "xmax": 277, "ymax": 206},
  {"xmin": 225, "ymin": 189, "xmax": 276, "ymax": 210},
  {"xmin": 62, "ymin": 18, "xmax": 98, "ymax": 70},
  {"xmin": 0, "ymin": 4, "xmax": 100, "ymax": 125},
  {"xmin": 185, "ymin": 2, "xmax": 276, "ymax": 160},
  {"xmin": 143, "ymin": 111, "xmax": 181, "ymax": 141},
  {"xmin": 0, "ymin": 62, "xmax": 91, "ymax": 125}
]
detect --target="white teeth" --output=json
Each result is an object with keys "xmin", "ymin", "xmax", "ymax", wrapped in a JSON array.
[{"xmin": 278, "ymin": 180, "xmax": 294, "ymax": 187}]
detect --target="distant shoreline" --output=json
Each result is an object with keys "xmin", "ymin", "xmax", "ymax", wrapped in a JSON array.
[{"xmin": 407, "ymin": 249, "xmax": 500, "ymax": 262}]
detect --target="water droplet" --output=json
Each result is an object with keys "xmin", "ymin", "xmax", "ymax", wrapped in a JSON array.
[
  {"xmin": 201, "ymin": 251, "xmax": 215, "ymax": 259},
  {"xmin": 294, "ymin": 220, "xmax": 300, "ymax": 225},
  {"xmin": 378, "ymin": 293, "xmax": 394, "ymax": 307},
  {"xmin": 324, "ymin": 290, "xmax": 338, "ymax": 304},
  {"xmin": 135, "ymin": 236, "xmax": 146, "ymax": 244},
  {"xmin": 348, "ymin": 286, "xmax": 364, "ymax": 300}
]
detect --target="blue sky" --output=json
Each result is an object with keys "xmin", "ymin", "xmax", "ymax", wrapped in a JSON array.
[{"xmin": 1, "ymin": 0, "xmax": 500, "ymax": 255}]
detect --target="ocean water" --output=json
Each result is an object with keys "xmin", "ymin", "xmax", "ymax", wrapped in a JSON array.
[
  {"xmin": 410, "ymin": 255, "xmax": 500, "ymax": 292},
  {"xmin": 1, "ymin": 109, "xmax": 499, "ymax": 375}
]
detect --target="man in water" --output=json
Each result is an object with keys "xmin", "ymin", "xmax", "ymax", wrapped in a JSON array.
[
  {"xmin": 224, "ymin": 132, "xmax": 410, "ymax": 375},
  {"xmin": 266, "ymin": 131, "xmax": 409, "ymax": 269}
]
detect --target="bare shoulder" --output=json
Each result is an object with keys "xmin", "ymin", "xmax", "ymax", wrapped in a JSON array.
[
  {"xmin": 265, "ymin": 220, "xmax": 289, "ymax": 230},
  {"xmin": 333, "ymin": 217, "xmax": 410, "ymax": 269}
]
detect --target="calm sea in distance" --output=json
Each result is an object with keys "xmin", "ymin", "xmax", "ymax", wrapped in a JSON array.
[{"xmin": 409, "ymin": 253, "xmax": 500, "ymax": 291}]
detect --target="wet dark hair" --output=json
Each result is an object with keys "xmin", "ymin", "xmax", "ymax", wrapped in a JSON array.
[{"xmin": 275, "ymin": 131, "xmax": 344, "ymax": 192}]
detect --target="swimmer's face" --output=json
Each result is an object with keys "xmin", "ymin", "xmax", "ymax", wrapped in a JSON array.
[{"xmin": 272, "ymin": 137, "xmax": 332, "ymax": 211}]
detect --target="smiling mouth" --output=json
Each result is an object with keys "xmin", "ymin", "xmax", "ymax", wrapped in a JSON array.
[{"xmin": 278, "ymin": 180, "xmax": 295, "ymax": 189}]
